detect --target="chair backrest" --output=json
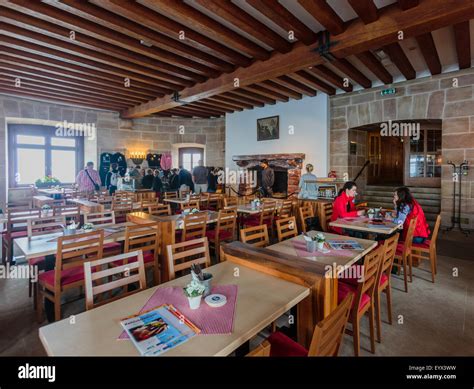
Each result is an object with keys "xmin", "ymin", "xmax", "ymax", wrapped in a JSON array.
[
  {"xmin": 55, "ymin": 229, "xmax": 104, "ymax": 290},
  {"xmin": 53, "ymin": 204, "xmax": 81, "ymax": 223},
  {"xmin": 430, "ymin": 214, "xmax": 441, "ymax": 244},
  {"xmin": 164, "ymin": 191, "xmax": 178, "ymax": 199},
  {"xmin": 244, "ymin": 194, "xmax": 256, "ymax": 203},
  {"xmin": 84, "ymin": 211, "xmax": 116, "ymax": 227},
  {"xmin": 276, "ymin": 216, "xmax": 298, "ymax": 242},
  {"xmin": 402, "ymin": 216, "xmax": 418, "ymax": 255},
  {"xmin": 115, "ymin": 191, "xmax": 136, "ymax": 201},
  {"xmin": 179, "ymin": 188, "xmax": 190, "ymax": 198},
  {"xmin": 246, "ymin": 340, "xmax": 271, "ymax": 357},
  {"xmin": 278, "ymin": 200, "xmax": 293, "ymax": 218},
  {"xmin": 112, "ymin": 198, "xmax": 133, "ymax": 214},
  {"xmin": 377, "ymin": 233, "xmax": 400, "ymax": 287},
  {"xmin": 6, "ymin": 200, "xmax": 33, "ymax": 210},
  {"xmin": 140, "ymin": 199, "xmax": 158, "ymax": 211},
  {"xmin": 208, "ymin": 193, "xmax": 222, "ymax": 210},
  {"xmin": 318, "ymin": 202, "xmax": 333, "ymax": 232},
  {"xmin": 124, "ymin": 222, "xmax": 161, "ymax": 257},
  {"xmin": 84, "ymin": 250, "xmax": 146, "ymax": 310},
  {"xmin": 298, "ymin": 205, "xmax": 314, "ymax": 233},
  {"xmin": 224, "ymin": 196, "xmax": 238, "ymax": 208},
  {"xmin": 139, "ymin": 191, "xmax": 156, "ymax": 201},
  {"xmin": 260, "ymin": 203, "xmax": 276, "ymax": 225},
  {"xmin": 148, "ymin": 203, "xmax": 171, "ymax": 216},
  {"xmin": 216, "ymin": 208, "xmax": 237, "ymax": 240},
  {"xmin": 6, "ymin": 208, "xmax": 41, "ymax": 233},
  {"xmin": 240, "ymin": 224, "xmax": 270, "ymax": 247},
  {"xmin": 93, "ymin": 196, "xmax": 114, "ymax": 210},
  {"xmin": 182, "ymin": 212, "xmax": 208, "ymax": 241},
  {"xmin": 307, "ymin": 294, "xmax": 353, "ymax": 356},
  {"xmin": 167, "ymin": 237, "xmax": 211, "ymax": 280},
  {"xmin": 181, "ymin": 199, "xmax": 200, "ymax": 210},
  {"xmin": 27, "ymin": 215, "xmax": 66, "ymax": 238}
]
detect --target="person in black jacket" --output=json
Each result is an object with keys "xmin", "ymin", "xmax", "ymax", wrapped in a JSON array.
[
  {"xmin": 105, "ymin": 163, "xmax": 120, "ymax": 195},
  {"xmin": 169, "ymin": 168, "xmax": 179, "ymax": 191},
  {"xmin": 152, "ymin": 169, "xmax": 163, "ymax": 199},
  {"xmin": 141, "ymin": 169, "xmax": 154, "ymax": 189},
  {"xmin": 178, "ymin": 166, "xmax": 194, "ymax": 192}
]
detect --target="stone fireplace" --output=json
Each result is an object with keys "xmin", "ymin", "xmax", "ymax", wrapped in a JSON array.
[{"xmin": 232, "ymin": 153, "xmax": 305, "ymax": 198}]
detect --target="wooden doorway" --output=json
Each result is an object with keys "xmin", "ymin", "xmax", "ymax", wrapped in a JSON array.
[{"xmin": 367, "ymin": 130, "xmax": 404, "ymax": 185}]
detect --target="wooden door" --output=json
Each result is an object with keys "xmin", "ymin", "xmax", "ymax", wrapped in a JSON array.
[
  {"xmin": 367, "ymin": 131, "xmax": 404, "ymax": 185},
  {"xmin": 367, "ymin": 132, "xmax": 381, "ymax": 185}
]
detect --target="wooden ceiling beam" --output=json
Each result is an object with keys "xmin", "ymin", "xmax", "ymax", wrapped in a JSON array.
[
  {"xmin": 0, "ymin": 34, "xmax": 183, "ymax": 91},
  {"xmin": 231, "ymin": 89, "xmax": 276, "ymax": 105},
  {"xmin": 259, "ymin": 80, "xmax": 303, "ymax": 100},
  {"xmin": 223, "ymin": 92, "xmax": 265, "ymax": 108},
  {"xmin": 123, "ymin": 0, "xmax": 474, "ymax": 117},
  {"xmin": 348, "ymin": 0, "xmax": 378, "ymax": 24},
  {"xmin": 186, "ymin": 103, "xmax": 227, "ymax": 116},
  {"xmin": 193, "ymin": 0, "xmax": 292, "ymax": 53},
  {"xmin": 0, "ymin": 84, "xmax": 124, "ymax": 111},
  {"xmin": 98, "ymin": 0, "xmax": 246, "ymax": 68},
  {"xmin": 199, "ymin": 99, "xmax": 243, "ymax": 112},
  {"xmin": 208, "ymin": 96, "xmax": 255, "ymax": 110},
  {"xmin": 243, "ymin": 85, "xmax": 289, "ymax": 102},
  {"xmin": 0, "ymin": 4, "xmax": 216, "ymax": 79},
  {"xmin": 415, "ymin": 33, "xmax": 442, "ymax": 75},
  {"xmin": 297, "ymin": 0, "xmax": 345, "ymax": 35},
  {"xmin": 397, "ymin": 0, "xmax": 420, "ymax": 11},
  {"xmin": 0, "ymin": 22, "xmax": 197, "ymax": 86},
  {"xmin": 273, "ymin": 76, "xmax": 317, "ymax": 97},
  {"xmin": 290, "ymin": 70, "xmax": 336, "ymax": 95},
  {"xmin": 453, "ymin": 21, "xmax": 471, "ymax": 70},
  {"xmin": 0, "ymin": 47, "xmax": 164, "ymax": 97},
  {"xmin": 308, "ymin": 65, "xmax": 353, "ymax": 92},
  {"xmin": 245, "ymin": 0, "xmax": 316, "ymax": 45},
  {"xmin": 192, "ymin": 101, "xmax": 234, "ymax": 114},
  {"xmin": 166, "ymin": 108, "xmax": 210, "ymax": 118},
  {"xmin": 355, "ymin": 51, "xmax": 393, "ymax": 84},
  {"xmin": 382, "ymin": 42, "xmax": 416, "ymax": 80},
  {"xmin": 171, "ymin": 105, "xmax": 223, "ymax": 118},
  {"xmin": 140, "ymin": 0, "xmax": 269, "ymax": 60},
  {"xmin": 331, "ymin": 59, "xmax": 372, "ymax": 88}
]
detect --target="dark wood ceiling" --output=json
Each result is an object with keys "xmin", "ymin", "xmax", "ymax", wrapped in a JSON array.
[{"xmin": 0, "ymin": 0, "xmax": 472, "ymax": 118}]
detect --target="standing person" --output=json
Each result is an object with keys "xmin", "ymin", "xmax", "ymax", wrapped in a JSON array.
[
  {"xmin": 169, "ymin": 168, "xmax": 179, "ymax": 191},
  {"xmin": 330, "ymin": 181, "xmax": 365, "ymax": 235},
  {"xmin": 298, "ymin": 163, "xmax": 318, "ymax": 199},
  {"xmin": 141, "ymin": 169, "xmax": 154, "ymax": 189},
  {"xmin": 207, "ymin": 167, "xmax": 217, "ymax": 192},
  {"xmin": 192, "ymin": 160, "xmax": 208, "ymax": 194},
  {"xmin": 76, "ymin": 161, "xmax": 101, "ymax": 196},
  {"xmin": 105, "ymin": 163, "xmax": 120, "ymax": 195},
  {"xmin": 178, "ymin": 166, "xmax": 194, "ymax": 192},
  {"xmin": 152, "ymin": 169, "xmax": 163, "ymax": 200},
  {"xmin": 388, "ymin": 186, "xmax": 430, "ymax": 243},
  {"xmin": 260, "ymin": 159, "xmax": 274, "ymax": 197}
]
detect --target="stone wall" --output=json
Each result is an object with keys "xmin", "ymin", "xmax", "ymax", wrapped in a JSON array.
[
  {"xmin": 0, "ymin": 95, "xmax": 225, "ymax": 205},
  {"xmin": 329, "ymin": 67, "xmax": 474, "ymax": 229}
]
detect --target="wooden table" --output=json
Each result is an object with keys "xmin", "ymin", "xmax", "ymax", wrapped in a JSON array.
[
  {"xmin": 329, "ymin": 216, "xmax": 401, "ymax": 235},
  {"xmin": 37, "ymin": 188, "xmax": 75, "ymax": 198},
  {"xmin": 68, "ymin": 198, "xmax": 104, "ymax": 213},
  {"xmin": 33, "ymin": 196, "xmax": 57, "ymax": 208},
  {"xmin": 38, "ymin": 261, "xmax": 310, "ymax": 356}
]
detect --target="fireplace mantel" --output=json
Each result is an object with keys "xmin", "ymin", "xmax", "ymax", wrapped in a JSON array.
[{"xmin": 232, "ymin": 153, "xmax": 305, "ymax": 169}]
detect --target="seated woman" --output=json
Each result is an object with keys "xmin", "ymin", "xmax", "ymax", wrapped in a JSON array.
[
  {"xmin": 389, "ymin": 186, "xmax": 430, "ymax": 243},
  {"xmin": 330, "ymin": 181, "xmax": 365, "ymax": 235}
]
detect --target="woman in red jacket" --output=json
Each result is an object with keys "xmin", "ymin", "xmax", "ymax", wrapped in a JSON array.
[
  {"xmin": 330, "ymin": 181, "xmax": 365, "ymax": 235},
  {"xmin": 389, "ymin": 186, "xmax": 430, "ymax": 243}
]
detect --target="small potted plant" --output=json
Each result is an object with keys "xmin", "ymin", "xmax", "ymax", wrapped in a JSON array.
[
  {"xmin": 82, "ymin": 223, "xmax": 94, "ymax": 231},
  {"xmin": 367, "ymin": 208, "xmax": 375, "ymax": 220},
  {"xmin": 315, "ymin": 232, "xmax": 326, "ymax": 250},
  {"xmin": 183, "ymin": 280, "xmax": 206, "ymax": 310},
  {"xmin": 63, "ymin": 221, "xmax": 78, "ymax": 236},
  {"xmin": 41, "ymin": 204, "xmax": 52, "ymax": 216}
]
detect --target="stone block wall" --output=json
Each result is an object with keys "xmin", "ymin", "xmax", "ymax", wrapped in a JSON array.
[
  {"xmin": 329, "ymin": 67, "xmax": 474, "ymax": 229},
  {"xmin": 0, "ymin": 96, "xmax": 225, "ymax": 205}
]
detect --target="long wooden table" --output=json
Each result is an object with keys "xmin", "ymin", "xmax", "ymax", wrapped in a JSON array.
[
  {"xmin": 329, "ymin": 216, "xmax": 401, "ymax": 235},
  {"xmin": 33, "ymin": 196, "xmax": 57, "ymax": 208},
  {"xmin": 68, "ymin": 198, "xmax": 104, "ymax": 213},
  {"xmin": 38, "ymin": 261, "xmax": 310, "ymax": 356}
]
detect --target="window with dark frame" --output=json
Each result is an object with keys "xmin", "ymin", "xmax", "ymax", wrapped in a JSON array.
[
  {"xmin": 8, "ymin": 124, "xmax": 85, "ymax": 188},
  {"xmin": 178, "ymin": 147, "xmax": 204, "ymax": 171}
]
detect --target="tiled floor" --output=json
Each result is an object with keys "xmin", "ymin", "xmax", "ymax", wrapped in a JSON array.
[{"xmin": 1, "ymin": 230, "xmax": 473, "ymax": 356}]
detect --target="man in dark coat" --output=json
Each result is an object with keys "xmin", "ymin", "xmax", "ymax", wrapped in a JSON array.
[{"xmin": 260, "ymin": 159, "xmax": 274, "ymax": 197}]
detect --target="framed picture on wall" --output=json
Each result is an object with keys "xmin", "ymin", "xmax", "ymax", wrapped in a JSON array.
[{"xmin": 257, "ymin": 115, "xmax": 279, "ymax": 141}]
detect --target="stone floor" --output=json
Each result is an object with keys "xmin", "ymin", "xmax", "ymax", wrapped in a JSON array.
[{"xmin": 1, "ymin": 229, "xmax": 473, "ymax": 356}]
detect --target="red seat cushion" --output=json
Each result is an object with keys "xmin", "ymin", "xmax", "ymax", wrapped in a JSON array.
[
  {"xmin": 39, "ymin": 266, "xmax": 84, "ymax": 287},
  {"xmin": 205, "ymin": 229, "xmax": 232, "ymax": 241},
  {"xmin": 413, "ymin": 239, "xmax": 431, "ymax": 249},
  {"xmin": 338, "ymin": 282, "xmax": 371, "ymax": 312},
  {"xmin": 104, "ymin": 242, "xmax": 121, "ymax": 251},
  {"xmin": 113, "ymin": 251, "xmax": 155, "ymax": 266},
  {"xmin": 245, "ymin": 217, "xmax": 272, "ymax": 227},
  {"xmin": 115, "ymin": 216, "xmax": 127, "ymax": 224},
  {"xmin": 379, "ymin": 273, "xmax": 388, "ymax": 286},
  {"xmin": 9, "ymin": 230, "xmax": 28, "ymax": 239},
  {"xmin": 267, "ymin": 331, "xmax": 308, "ymax": 357},
  {"xmin": 30, "ymin": 256, "xmax": 45, "ymax": 266}
]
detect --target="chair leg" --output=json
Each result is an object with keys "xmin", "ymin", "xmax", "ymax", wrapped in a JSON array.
[
  {"xmin": 432, "ymin": 247, "xmax": 437, "ymax": 275},
  {"xmin": 368, "ymin": 305, "xmax": 376, "ymax": 353},
  {"xmin": 352, "ymin": 318, "xmax": 360, "ymax": 357},
  {"xmin": 36, "ymin": 285, "xmax": 44, "ymax": 323},
  {"xmin": 386, "ymin": 285, "xmax": 393, "ymax": 325},
  {"xmin": 429, "ymin": 251, "xmax": 436, "ymax": 283},
  {"xmin": 375, "ymin": 291, "xmax": 382, "ymax": 343},
  {"xmin": 402, "ymin": 255, "xmax": 408, "ymax": 293},
  {"xmin": 28, "ymin": 275, "xmax": 32, "ymax": 298},
  {"xmin": 408, "ymin": 253, "xmax": 413, "ymax": 282},
  {"xmin": 153, "ymin": 265, "xmax": 160, "ymax": 285},
  {"xmin": 54, "ymin": 295, "xmax": 61, "ymax": 322}
]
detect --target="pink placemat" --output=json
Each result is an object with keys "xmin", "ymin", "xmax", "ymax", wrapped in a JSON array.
[
  {"xmin": 118, "ymin": 284, "xmax": 238, "ymax": 339},
  {"xmin": 291, "ymin": 240, "xmax": 355, "ymax": 258}
]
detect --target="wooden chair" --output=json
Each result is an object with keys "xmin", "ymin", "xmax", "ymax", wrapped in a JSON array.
[
  {"xmin": 411, "ymin": 214, "xmax": 441, "ymax": 283},
  {"xmin": 318, "ymin": 202, "xmax": 333, "ymax": 232},
  {"xmin": 206, "ymin": 208, "xmax": 237, "ymax": 262},
  {"xmin": 164, "ymin": 191, "xmax": 178, "ymax": 199},
  {"xmin": 246, "ymin": 340, "xmax": 271, "ymax": 357},
  {"xmin": 36, "ymin": 229, "xmax": 104, "ymax": 322},
  {"xmin": 207, "ymin": 193, "xmax": 222, "ymax": 211},
  {"xmin": 53, "ymin": 204, "xmax": 81, "ymax": 224},
  {"xmin": 374, "ymin": 233, "xmax": 399, "ymax": 343},
  {"xmin": 112, "ymin": 198, "xmax": 133, "ymax": 223},
  {"xmin": 84, "ymin": 251, "xmax": 146, "ymax": 310},
  {"xmin": 243, "ymin": 203, "xmax": 276, "ymax": 237},
  {"xmin": 298, "ymin": 205, "xmax": 314, "ymax": 233},
  {"xmin": 277, "ymin": 200, "xmax": 293, "ymax": 218},
  {"xmin": 240, "ymin": 225, "xmax": 270, "ymax": 248},
  {"xmin": 148, "ymin": 203, "xmax": 171, "ymax": 216},
  {"xmin": 84, "ymin": 211, "xmax": 122, "ymax": 257},
  {"xmin": 263, "ymin": 294, "xmax": 353, "ymax": 356},
  {"xmin": 167, "ymin": 237, "xmax": 211, "ymax": 280},
  {"xmin": 115, "ymin": 191, "xmax": 136, "ymax": 201},
  {"xmin": 93, "ymin": 195, "xmax": 113, "ymax": 210},
  {"xmin": 179, "ymin": 188, "xmax": 190, "ymax": 198},
  {"xmin": 181, "ymin": 212, "xmax": 208, "ymax": 242},
  {"xmin": 124, "ymin": 222, "xmax": 161, "ymax": 285},
  {"xmin": 140, "ymin": 199, "xmax": 158, "ymax": 211},
  {"xmin": 276, "ymin": 216, "xmax": 298, "ymax": 242},
  {"xmin": 180, "ymin": 199, "xmax": 200, "ymax": 212},
  {"xmin": 223, "ymin": 196, "xmax": 238, "ymax": 208},
  {"xmin": 338, "ymin": 246, "xmax": 383, "ymax": 356},
  {"xmin": 6, "ymin": 200, "xmax": 33, "ymax": 210},
  {"xmin": 393, "ymin": 217, "xmax": 417, "ymax": 292},
  {"xmin": 139, "ymin": 191, "xmax": 156, "ymax": 202}
]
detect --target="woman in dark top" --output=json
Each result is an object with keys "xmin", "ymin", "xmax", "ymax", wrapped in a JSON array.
[
  {"xmin": 207, "ymin": 167, "xmax": 217, "ymax": 192},
  {"xmin": 141, "ymin": 169, "xmax": 154, "ymax": 189},
  {"xmin": 105, "ymin": 163, "xmax": 120, "ymax": 195},
  {"xmin": 152, "ymin": 169, "xmax": 163, "ymax": 200},
  {"xmin": 169, "ymin": 168, "xmax": 179, "ymax": 191}
]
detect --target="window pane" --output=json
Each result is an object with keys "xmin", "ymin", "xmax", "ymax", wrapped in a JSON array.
[
  {"xmin": 51, "ymin": 137, "xmax": 76, "ymax": 147},
  {"xmin": 427, "ymin": 129, "xmax": 441, "ymax": 153},
  {"xmin": 16, "ymin": 135, "xmax": 45, "ymax": 145},
  {"xmin": 51, "ymin": 150, "xmax": 76, "ymax": 183},
  {"xmin": 409, "ymin": 155, "xmax": 425, "ymax": 178},
  {"xmin": 426, "ymin": 153, "xmax": 441, "ymax": 178},
  {"xmin": 410, "ymin": 130, "xmax": 424, "ymax": 153},
  {"xmin": 183, "ymin": 154, "xmax": 191, "ymax": 163},
  {"xmin": 16, "ymin": 148, "xmax": 45, "ymax": 184}
]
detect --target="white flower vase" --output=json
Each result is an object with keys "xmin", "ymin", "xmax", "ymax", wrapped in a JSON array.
[
  {"xmin": 306, "ymin": 240, "xmax": 317, "ymax": 252},
  {"xmin": 317, "ymin": 241, "xmax": 325, "ymax": 250},
  {"xmin": 187, "ymin": 295, "xmax": 202, "ymax": 310}
]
